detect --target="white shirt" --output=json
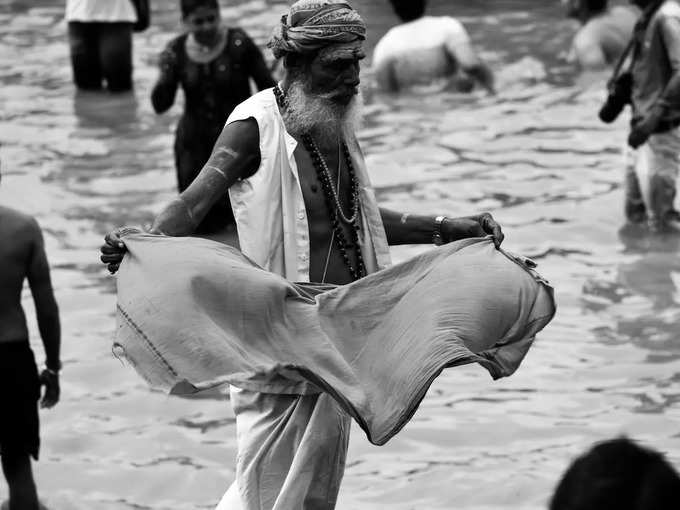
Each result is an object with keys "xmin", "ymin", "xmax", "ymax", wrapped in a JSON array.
[
  {"xmin": 65, "ymin": 0, "xmax": 137, "ymax": 23},
  {"xmin": 373, "ymin": 16, "xmax": 477, "ymax": 90},
  {"xmin": 226, "ymin": 88, "xmax": 392, "ymax": 282}
]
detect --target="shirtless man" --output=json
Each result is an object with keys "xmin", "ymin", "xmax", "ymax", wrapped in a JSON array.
[
  {"xmin": 101, "ymin": 1, "xmax": 503, "ymax": 507},
  {"xmin": 564, "ymin": 0, "xmax": 638, "ymax": 69},
  {"xmin": 0, "ymin": 162, "xmax": 61, "ymax": 510},
  {"xmin": 372, "ymin": 0, "xmax": 495, "ymax": 93}
]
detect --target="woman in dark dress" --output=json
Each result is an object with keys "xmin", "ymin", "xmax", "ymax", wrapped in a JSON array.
[{"xmin": 151, "ymin": 0, "xmax": 275, "ymax": 234}]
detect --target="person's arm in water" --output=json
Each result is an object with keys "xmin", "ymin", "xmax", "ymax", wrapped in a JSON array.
[
  {"xmin": 151, "ymin": 43, "xmax": 180, "ymax": 114},
  {"xmin": 374, "ymin": 58, "xmax": 400, "ymax": 93},
  {"xmin": 101, "ymin": 119, "xmax": 261, "ymax": 272},
  {"xmin": 629, "ymin": 14, "xmax": 680, "ymax": 148},
  {"xmin": 242, "ymin": 31, "xmax": 276, "ymax": 90},
  {"xmin": 26, "ymin": 218, "xmax": 61, "ymax": 408},
  {"xmin": 443, "ymin": 19, "xmax": 495, "ymax": 94},
  {"xmin": 379, "ymin": 208, "xmax": 504, "ymax": 247}
]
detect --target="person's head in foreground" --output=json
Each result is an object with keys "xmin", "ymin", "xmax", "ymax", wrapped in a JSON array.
[
  {"xmin": 550, "ymin": 437, "xmax": 680, "ymax": 510},
  {"xmin": 563, "ymin": 0, "xmax": 608, "ymax": 20},
  {"xmin": 268, "ymin": 0, "xmax": 366, "ymax": 144},
  {"xmin": 388, "ymin": 0, "xmax": 427, "ymax": 22},
  {"xmin": 181, "ymin": 0, "xmax": 221, "ymax": 46}
]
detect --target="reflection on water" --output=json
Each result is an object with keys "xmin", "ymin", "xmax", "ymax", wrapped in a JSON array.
[{"xmin": 1, "ymin": 0, "xmax": 680, "ymax": 509}]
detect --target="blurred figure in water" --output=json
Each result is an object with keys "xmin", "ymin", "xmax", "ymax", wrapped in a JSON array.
[
  {"xmin": 66, "ymin": 0, "xmax": 147, "ymax": 92},
  {"xmin": 550, "ymin": 437, "xmax": 680, "ymax": 510},
  {"xmin": 372, "ymin": 0, "xmax": 495, "ymax": 94},
  {"xmin": 598, "ymin": 0, "xmax": 680, "ymax": 231},
  {"xmin": 0, "ymin": 160, "xmax": 61, "ymax": 510},
  {"xmin": 563, "ymin": 0, "xmax": 638, "ymax": 70},
  {"xmin": 151, "ymin": 0, "xmax": 275, "ymax": 235}
]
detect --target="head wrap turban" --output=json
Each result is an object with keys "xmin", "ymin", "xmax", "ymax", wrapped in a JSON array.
[{"xmin": 268, "ymin": 0, "xmax": 366, "ymax": 59}]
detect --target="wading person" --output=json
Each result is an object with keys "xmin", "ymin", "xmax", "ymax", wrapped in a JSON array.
[
  {"xmin": 0, "ymin": 163, "xmax": 61, "ymax": 510},
  {"xmin": 372, "ymin": 0, "xmax": 495, "ymax": 94},
  {"xmin": 66, "ymin": 0, "xmax": 147, "ymax": 92},
  {"xmin": 151, "ymin": 0, "xmax": 275, "ymax": 234},
  {"xmin": 100, "ymin": 1, "xmax": 505, "ymax": 507},
  {"xmin": 600, "ymin": 0, "xmax": 680, "ymax": 230},
  {"xmin": 563, "ymin": 0, "xmax": 638, "ymax": 70}
]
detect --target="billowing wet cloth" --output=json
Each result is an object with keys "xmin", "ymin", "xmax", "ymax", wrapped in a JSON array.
[
  {"xmin": 114, "ymin": 233, "xmax": 555, "ymax": 446},
  {"xmin": 0, "ymin": 342, "xmax": 41, "ymax": 460},
  {"xmin": 268, "ymin": 1, "xmax": 366, "ymax": 59}
]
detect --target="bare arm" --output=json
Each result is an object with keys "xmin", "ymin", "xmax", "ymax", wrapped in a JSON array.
[
  {"xmin": 380, "ymin": 208, "xmax": 504, "ymax": 246},
  {"xmin": 375, "ymin": 58, "xmax": 400, "ymax": 93},
  {"xmin": 26, "ymin": 219, "xmax": 60, "ymax": 372},
  {"xmin": 101, "ymin": 118, "xmax": 261, "ymax": 273},
  {"xmin": 149, "ymin": 118, "xmax": 261, "ymax": 235},
  {"xmin": 444, "ymin": 20, "xmax": 495, "ymax": 94}
]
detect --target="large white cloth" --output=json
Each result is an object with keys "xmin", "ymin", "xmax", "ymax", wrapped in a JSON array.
[
  {"xmin": 113, "ymin": 234, "xmax": 556, "ymax": 509},
  {"xmin": 65, "ymin": 0, "xmax": 137, "ymax": 23},
  {"xmin": 226, "ymin": 88, "xmax": 392, "ymax": 282}
]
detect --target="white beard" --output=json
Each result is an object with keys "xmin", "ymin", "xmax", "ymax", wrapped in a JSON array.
[{"xmin": 281, "ymin": 78, "xmax": 363, "ymax": 146}]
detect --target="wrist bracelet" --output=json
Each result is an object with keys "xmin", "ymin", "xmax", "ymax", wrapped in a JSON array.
[
  {"xmin": 45, "ymin": 359, "xmax": 62, "ymax": 373},
  {"xmin": 433, "ymin": 215, "xmax": 447, "ymax": 246}
]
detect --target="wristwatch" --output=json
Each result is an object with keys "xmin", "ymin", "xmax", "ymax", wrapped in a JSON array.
[{"xmin": 432, "ymin": 215, "xmax": 447, "ymax": 246}]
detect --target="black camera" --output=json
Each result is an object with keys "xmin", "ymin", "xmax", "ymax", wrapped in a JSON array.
[{"xmin": 598, "ymin": 72, "xmax": 633, "ymax": 123}]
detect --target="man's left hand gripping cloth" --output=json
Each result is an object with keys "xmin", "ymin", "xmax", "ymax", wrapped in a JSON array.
[{"xmin": 114, "ymin": 233, "xmax": 555, "ymax": 445}]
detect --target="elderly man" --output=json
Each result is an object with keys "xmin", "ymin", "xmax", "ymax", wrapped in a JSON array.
[
  {"xmin": 563, "ymin": 0, "xmax": 638, "ymax": 70},
  {"xmin": 101, "ymin": 1, "xmax": 503, "ymax": 508}
]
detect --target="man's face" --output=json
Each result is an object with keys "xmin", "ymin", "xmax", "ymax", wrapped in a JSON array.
[{"xmin": 305, "ymin": 45, "xmax": 365, "ymax": 106}]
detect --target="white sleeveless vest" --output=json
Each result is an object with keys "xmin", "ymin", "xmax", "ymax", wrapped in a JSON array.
[{"xmin": 226, "ymin": 88, "xmax": 391, "ymax": 282}]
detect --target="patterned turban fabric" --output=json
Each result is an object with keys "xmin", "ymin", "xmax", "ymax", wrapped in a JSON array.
[{"xmin": 268, "ymin": 0, "xmax": 366, "ymax": 59}]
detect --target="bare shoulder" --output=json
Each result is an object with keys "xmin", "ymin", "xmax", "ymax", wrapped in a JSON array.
[
  {"xmin": 0, "ymin": 205, "xmax": 39, "ymax": 232},
  {"xmin": 223, "ymin": 117, "xmax": 260, "ymax": 148},
  {"xmin": 0, "ymin": 205, "xmax": 41, "ymax": 248}
]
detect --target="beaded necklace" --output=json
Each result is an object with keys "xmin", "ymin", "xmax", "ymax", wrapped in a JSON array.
[{"xmin": 273, "ymin": 84, "xmax": 366, "ymax": 280}]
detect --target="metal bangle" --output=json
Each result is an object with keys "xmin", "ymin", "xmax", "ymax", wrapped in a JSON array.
[{"xmin": 433, "ymin": 215, "xmax": 447, "ymax": 246}]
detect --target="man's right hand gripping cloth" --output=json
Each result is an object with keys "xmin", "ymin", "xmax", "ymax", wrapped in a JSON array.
[{"xmin": 113, "ymin": 234, "xmax": 555, "ymax": 446}]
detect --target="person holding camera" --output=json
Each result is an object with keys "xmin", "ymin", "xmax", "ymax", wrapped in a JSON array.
[{"xmin": 600, "ymin": 0, "xmax": 680, "ymax": 230}]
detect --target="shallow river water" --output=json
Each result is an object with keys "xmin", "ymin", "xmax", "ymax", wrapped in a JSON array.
[{"xmin": 1, "ymin": 1, "xmax": 680, "ymax": 509}]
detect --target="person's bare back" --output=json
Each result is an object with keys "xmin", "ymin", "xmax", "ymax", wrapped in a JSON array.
[{"xmin": 0, "ymin": 205, "xmax": 44, "ymax": 344}]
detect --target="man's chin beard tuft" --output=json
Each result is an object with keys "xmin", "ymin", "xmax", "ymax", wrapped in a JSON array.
[{"xmin": 282, "ymin": 79, "xmax": 363, "ymax": 146}]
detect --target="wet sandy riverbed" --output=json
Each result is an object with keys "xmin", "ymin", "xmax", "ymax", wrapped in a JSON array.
[{"xmin": 1, "ymin": 1, "xmax": 679, "ymax": 508}]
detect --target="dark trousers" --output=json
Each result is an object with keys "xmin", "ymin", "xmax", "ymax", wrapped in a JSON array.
[{"xmin": 68, "ymin": 21, "xmax": 133, "ymax": 92}]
